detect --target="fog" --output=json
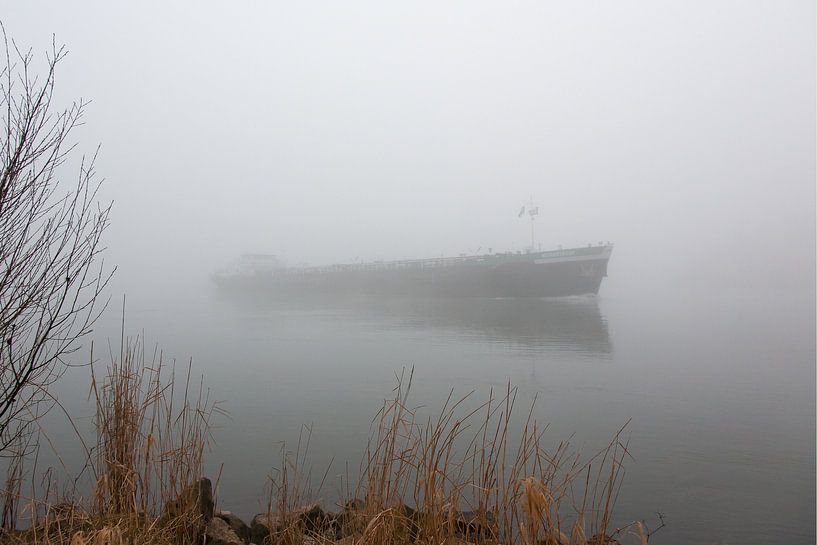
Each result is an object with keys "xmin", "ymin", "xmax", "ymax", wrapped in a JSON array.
[
  {"xmin": 4, "ymin": 1, "xmax": 814, "ymax": 301},
  {"xmin": 3, "ymin": 4, "xmax": 816, "ymax": 543}
]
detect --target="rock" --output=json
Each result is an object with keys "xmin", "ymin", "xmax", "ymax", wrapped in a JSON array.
[
  {"xmin": 343, "ymin": 498, "xmax": 365, "ymax": 514},
  {"xmin": 397, "ymin": 504, "xmax": 416, "ymax": 519},
  {"xmin": 339, "ymin": 498, "xmax": 366, "ymax": 537},
  {"xmin": 205, "ymin": 517, "xmax": 244, "ymax": 545},
  {"xmin": 335, "ymin": 536, "xmax": 358, "ymax": 545},
  {"xmin": 216, "ymin": 511, "xmax": 251, "ymax": 543},
  {"xmin": 164, "ymin": 477, "xmax": 214, "ymax": 523},
  {"xmin": 251, "ymin": 506, "xmax": 332, "ymax": 543},
  {"xmin": 249, "ymin": 513, "xmax": 271, "ymax": 544},
  {"xmin": 298, "ymin": 504, "xmax": 327, "ymax": 532},
  {"xmin": 388, "ymin": 503, "xmax": 419, "ymax": 541},
  {"xmin": 455, "ymin": 510, "xmax": 496, "ymax": 539},
  {"xmin": 50, "ymin": 502, "xmax": 80, "ymax": 518},
  {"xmin": 324, "ymin": 511, "xmax": 343, "ymax": 539},
  {"xmin": 250, "ymin": 513, "xmax": 282, "ymax": 544}
]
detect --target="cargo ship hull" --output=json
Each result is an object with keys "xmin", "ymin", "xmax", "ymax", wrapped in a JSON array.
[{"xmin": 213, "ymin": 245, "xmax": 613, "ymax": 298}]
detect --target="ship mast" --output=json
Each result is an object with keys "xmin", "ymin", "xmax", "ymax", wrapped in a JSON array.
[
  {"xmin": 528, "ymin": 195, "xmax": 539, "ymax": 251},
  {"xmin": 517, "ymin": 196, "xmax": 540, "ymax": 251}
]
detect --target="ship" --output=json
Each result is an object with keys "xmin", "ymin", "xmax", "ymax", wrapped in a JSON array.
[
  {"xmin": 211, "ymin": 243, "xmax": 614, "ymax": 298},
  {"xmin": 215, "ymin": 288, "xmax": 612, "ymax": 354}
]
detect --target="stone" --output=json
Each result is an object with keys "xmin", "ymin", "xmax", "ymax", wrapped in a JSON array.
[
  {"xmin": 298, "ymin": 504, "xmax": 327, "ymax": 532},
  {"xmin": 343, "ymin": 498, "xmax": 365, "ymax": 514},
  {"xmin": 216, "ymin": 511, "xmax": 251, "ymax": 543},
  {"xmin": 250, "ymin": 513, "xmax": 281, "ymax": 544},
  {"xmin": 164, "ymin": 477, "xmax": 215, "ymax": 523},
  {"xmin": 339, "ymin": 498, "xmax": 366, "ymax": 537},
  {"xmin": 335, "ymin": 536, "xmax": 358, "ymax": 545},
  {"xmin": 396, "ymin": 504, "xmax": 416, "ymax": 519},
  {"xmin": 205, "ymin": 516, "xmax": 243, "ymax": 545},
  {"xmin": 50, "ymin": 502, "xmax": 80, "ymax": 518},
  {"xmin": 324, "ymin": 511, "xmax": 343, "ymax": 539},
  {"xmin": 396, "ymin": 504, "xmax": 420, "ymax": 540},
  {"xmin": 164, "ymin": 478, "xmax": 214, "ymax": 521},
  {"xmin": 160, "ymin": 478, "xmax": 213, "ymax": 544},
  {"xmin": 455, "ymin": 510, "xmax": 496, "ymax": 538}
]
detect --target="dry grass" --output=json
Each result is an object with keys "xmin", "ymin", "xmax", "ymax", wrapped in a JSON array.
[
  {"xmin": 0, "ymin": 335, "xmax": 221, "ymax": 545},
  {"xmin": 259, "ymin": 369, "xmax": 653, "ymax": 545},
  {"xmin": 351, "ymin": 370, "xmax": 637, "ymax": 545},
  {"xmin": 0, "ymin": 358, "xmax": 656, "ymax": 545}
]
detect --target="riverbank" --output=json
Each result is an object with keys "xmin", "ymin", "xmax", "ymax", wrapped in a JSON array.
[
  {"xmin": 0, "ymin": 338, "xmax": 655, "ymax": 545},
  {"xmin": 2, "ymin": 479, "xmax": 658, "ymax": 545}
]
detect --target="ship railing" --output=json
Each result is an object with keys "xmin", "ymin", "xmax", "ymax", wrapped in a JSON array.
[{"xmin": 277, "ymin": 244, "xmax": 613, "ymax": 275}]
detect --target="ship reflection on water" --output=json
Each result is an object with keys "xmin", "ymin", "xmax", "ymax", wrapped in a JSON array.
[{"xmin": 215, "ymin": 290, "xmax": 612, "ymax": 358}]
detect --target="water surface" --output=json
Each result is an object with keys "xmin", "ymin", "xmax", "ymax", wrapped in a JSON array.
[{"xmin": 48, "ymin": 280, "xmax": 815, "ymax": 545}]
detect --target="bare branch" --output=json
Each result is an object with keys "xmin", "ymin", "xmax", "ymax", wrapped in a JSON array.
[{"xmin": 0, "ymin": 24, "xmax": 113, "ymax": 454}]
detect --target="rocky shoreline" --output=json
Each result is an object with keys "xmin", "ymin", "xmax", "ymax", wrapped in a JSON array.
[
  {"xmin": 0, "ymin": 365, "xmax": 639, "ymax": 545},
  {"xmin": 177, "ymin": 478, "xmax": 622, "ymax": 545},
  {"xmin": 192, "ymin": 479, "xmax": 496, "ymax": 545}
]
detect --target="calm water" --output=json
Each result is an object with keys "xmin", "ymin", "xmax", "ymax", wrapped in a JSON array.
[{"xmin": 47, "ymin": 280, "xmax": 814, "ymax": 545}]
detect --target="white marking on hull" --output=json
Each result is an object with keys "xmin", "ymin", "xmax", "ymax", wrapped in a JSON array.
[{"xmin": 534, "ymin": 252, "xmax": 611, "ymax": 266}]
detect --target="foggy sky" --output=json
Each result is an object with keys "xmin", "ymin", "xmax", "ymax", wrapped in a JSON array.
[{"xmin": 5, "ymin": 1, "xmax": 815, "ymax": 299}]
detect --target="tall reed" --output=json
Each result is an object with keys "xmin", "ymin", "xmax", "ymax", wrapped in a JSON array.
[
  {"xmin": 0, "ymin": 334, "xmax": 221, "ymax": 545},
  {"xmin": 342, "ymin": 369, "xmax": 637, "ymax": 545},
  {"xmin": 1, "ymin": 354, "xmax": 653, "ymax": 545},
  {"xmin": 257, "ymin": 369, "xmax": 645, "ymax": 545},
  {"xmin": 88, "ymin": 335, "xmax": 221, "ymax": 542}
]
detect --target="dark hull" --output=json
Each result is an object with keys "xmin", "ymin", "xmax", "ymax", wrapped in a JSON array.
[
  {"xmin": 213, "ymin": 245, "xmax": 613, "ymax": 298},
  {"xmin": 214, "ymin": 292, "xmax": 612, "ymax": 355}
]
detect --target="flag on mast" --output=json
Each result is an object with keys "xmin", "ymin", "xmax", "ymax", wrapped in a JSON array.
[{"xmin": 528, "ymin": 206, "xmax": 539, "ymax": 217}]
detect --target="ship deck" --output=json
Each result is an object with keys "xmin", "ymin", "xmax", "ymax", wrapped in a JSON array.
[{"xmin": 285, "ymin": 244, "xmax": 613, "ymax": 275}]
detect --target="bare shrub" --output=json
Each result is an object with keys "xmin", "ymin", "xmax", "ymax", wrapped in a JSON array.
[{"xmin": 0, "ymin": 24, "xmax": 112, "ymax": 454}]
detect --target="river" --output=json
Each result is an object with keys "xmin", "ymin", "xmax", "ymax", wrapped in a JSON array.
[{"xmin": 43, "ymin": 276, "xmax": 815, "ymax": 545}]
